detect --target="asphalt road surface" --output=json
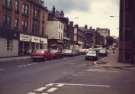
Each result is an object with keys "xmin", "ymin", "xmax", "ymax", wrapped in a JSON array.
[{"xmin": 0, "ymin": 55, "xmax": 135, "ymax": 94}]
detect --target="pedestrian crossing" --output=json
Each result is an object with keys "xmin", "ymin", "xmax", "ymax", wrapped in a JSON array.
[{"xmin": 28, "ymin": 83, "xmax": 64, "ymax": 94}]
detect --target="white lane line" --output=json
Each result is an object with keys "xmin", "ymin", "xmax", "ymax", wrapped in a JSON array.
[
  {"xmin": 46, "ymin": 83, "xmax": 54, "ymax": 87},
  {"xmin": 53, "ymin": 83, "xmax": 111, "ymax": 88},
  {"xmin": 47, "ymin": 87, "xmax": 58, "ymax": 93},
  {"xmin": 17, "ymin": 63, "xmax": 37, "ymax": 68},
  {"xmin": 34, "ymin": 87, "xmax": 47, "ymax": 92},
  {"xmin": 27, "ymin": 92, "xmax": 36, "ymax": 94},
  {"xmin": 56, "ymin": 84, "xmax": 64, "ymax": 87},
  {"xmin": 41, "ymin": 93, "xmax": 48, "ymax": 94},
  {"xmin": 87, "ymin": 69, "xmax": 118, "ymax": 72}
]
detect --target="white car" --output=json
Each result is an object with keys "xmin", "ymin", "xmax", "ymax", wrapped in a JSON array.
[
  {"xmin": 63, "ymin": 49, "xmax": 73, "ymax": 56},
  {"xmin": 85, "ymin": 50, "xmax": 98, "ymax": 61}
]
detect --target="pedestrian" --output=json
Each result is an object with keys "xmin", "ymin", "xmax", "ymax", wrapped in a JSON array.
[{"xmin": 112, "ymin": 46, "xmax": 115, "ymax": 54}]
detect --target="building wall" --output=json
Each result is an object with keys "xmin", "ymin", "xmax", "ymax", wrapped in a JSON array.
[
  {"xmin": 0, "ymin": 0, "xmax": 48, "ymax": 57},
  {"xmin": 46, "ymin": 21, "xmax": 64, "ymax": 40},
  {"xmin": 0, "ymin": 0, "xmax": 3, "ymax": 25},
  {"xmin": 119, "ymin": 0, "xmax": 135, "ymax": 63},
  {"xmin": 40, "ymin": 9, "xmax": 48, "ymax": 37},
  {"xmin": 0, "ymin": 38, "xmax": 18, "ymax": 57}
]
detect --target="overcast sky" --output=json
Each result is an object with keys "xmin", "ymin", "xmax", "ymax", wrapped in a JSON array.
[{"xmin": 44, "ymin": 0, "xmax": 120, "ymax": 37}]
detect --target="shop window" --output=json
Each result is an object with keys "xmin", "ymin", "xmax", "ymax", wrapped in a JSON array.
[{"xmin": 7, "ymin": 40, "xmax": 13, "ymax": 50}]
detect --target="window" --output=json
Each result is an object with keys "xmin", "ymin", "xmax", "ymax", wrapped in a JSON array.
[
  {"xmin": 33, "ymin": 8, "xmax": 39, "ymax": 18},
  {"xmin": 14, "ymin": 18, "xmax": 19, "ymax": 29},
  {"xmin": 32, "ymin": 20, "xmax": 39, "ymax": 35},
  {"xmin": 4, "ymin": 0, "xmax": 12, "ymax": 9},
  {"xmin": 4, "ymin": 14, "xmax": 11, "ymax": 27},
  {"xmin": 15, "ymin": 0, "xmax": 19, "ymax": 12},
  {"xmin": 22, "ymin": 4, "xmax": 29, "ymax": 15},
  {"xmin": 22, "ymin": 20, "xmax": 28, "ymax": 32},
  {"xmin": 7, "ymin": 39, "xmax": 13, "ymax": 50}
]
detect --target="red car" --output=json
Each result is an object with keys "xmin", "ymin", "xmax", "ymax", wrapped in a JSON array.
[{"xmin": 31, "ymin": 49, "xmax": 54, "ymax": 61}]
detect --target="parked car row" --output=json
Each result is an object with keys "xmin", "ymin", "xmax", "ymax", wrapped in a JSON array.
[
  {"xmin": 31, "ymin": 49, "xmax": 81, "ymax": 61},
  {"xmin": 85, "ymin": 47, "xmax": 108, "ymax": 61}
]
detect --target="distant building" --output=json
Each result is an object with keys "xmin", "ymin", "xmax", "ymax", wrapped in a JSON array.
[
  {"xmin": 96, "ymin": 28, "xmax": 110, "ymax": 46},
  {"xmin": 0, "ymin": 0, "xmax": 48, "ymax": 57},
  {"xmin": 47, "ymin": 6, "xmax": 70, "ymax": 50},
  {"xmin": 46, "ymin": 19, "xmax": 64, "ymax": 51},
  {"xmin": 84, "ymin": 26, "xmax": 95, "ymax": 48},
  {"xmin": 67, "ymin": 21, "xmax": 74, "ymax": 49}
]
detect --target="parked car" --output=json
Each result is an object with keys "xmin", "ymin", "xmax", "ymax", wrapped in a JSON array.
[
  {"xmin": 63, "ymin": 49, "xmax": 73, "ymax": 56},
  {"xmin": 98, "ymin": 48, "xmax": 108, "ymax": 57},
  {"xmin": 79, "ymin": 49, "xmax": 88, "ymax": 55},
  {"xmin": 31, "ymin": 49, "xmax": 54, "ymax": 61},
  {"xmin": 85, "ymin": 50, "xmax": 98, "ymax": 61},
  {"xmin": 50, "ymin": 49, "xmax": 63, "ymax": 59}
]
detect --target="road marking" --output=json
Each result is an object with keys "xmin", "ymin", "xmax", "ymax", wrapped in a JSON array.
[
  {"xmin": 86, "ymin": 69, "xmax": 118, "ymax": 72},
  {"xmin": 53, "ymin": 83, "xmax": 111, "ymax": 88},
  {"xmin": 41, "ymin": 93, "xmax": 48, "ymax": 94},
  {"xmin": 34, "ymin": 87, "xmax": 47, "ymax": 92},
  {"xmin": 27, "ymin": 92, "xmax": 36, "ymax": 94},
  {"xmin": 17, "ymin": 63, "xmax": 37, "ymax": 68},
  {"xmin": 46, "ymin": 83, "xmax": 54, "ymax": 87},
  {"xmin": 47, "ymin": 87, "xmax": 58, "ymax": 93},
  {"xmin": 56, "ymin": 83, "xmax": 64, "ymax": 87}
]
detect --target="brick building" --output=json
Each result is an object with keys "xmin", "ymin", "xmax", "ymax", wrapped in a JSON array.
[{"xmin": 0, "ymin": 0, "xmax": 48, "ymax": 57}]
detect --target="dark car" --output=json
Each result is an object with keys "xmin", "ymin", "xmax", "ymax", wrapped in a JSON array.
[{"xmin": 98, "ymin": 48, "xmax": 108, "ymax": 57}]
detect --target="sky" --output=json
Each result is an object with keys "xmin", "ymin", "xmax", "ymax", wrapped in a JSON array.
[{"xmin": 44, "ymin": 0, "xmax": 120, "ymax": 37}]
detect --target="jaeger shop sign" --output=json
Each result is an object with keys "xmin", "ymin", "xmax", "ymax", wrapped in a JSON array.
[
  {"xmin": 20, "ymin": 34, "xmax": 47, "ymax": 44},
  {"xmin": 31, "ymin": 36, "xmax": 40, "ymax": 43}
]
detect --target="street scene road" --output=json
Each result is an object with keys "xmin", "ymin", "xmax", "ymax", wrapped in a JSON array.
[{"xmin": 0, "ymin": 52, "xmax": 135, "ymax": 94}]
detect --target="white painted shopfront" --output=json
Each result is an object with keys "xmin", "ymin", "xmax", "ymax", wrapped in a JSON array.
[{"xmin": 19, "ymin": 34, "xmax": 48, "ymax": 55}]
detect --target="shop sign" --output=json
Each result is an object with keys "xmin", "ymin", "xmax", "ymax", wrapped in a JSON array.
[
  {"xmin": 40, "ymin": 38, "xmax": 47, "ymax": 44},
  {"xmin": 31, "ymin": 36, "xmax": 40, "ymax": 43},
  {"xmin": 20, "ymin": 34, "xmax": 31, "ymax": 42}
]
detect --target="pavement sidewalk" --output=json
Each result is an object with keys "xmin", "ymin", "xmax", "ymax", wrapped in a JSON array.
[
  {"xmin": 0, "ymin": 56, "xmax": 31, "ymax": 62},
  {"xmin": 96, "ymin": 51, "xmax": 135, "ymax": 68}
]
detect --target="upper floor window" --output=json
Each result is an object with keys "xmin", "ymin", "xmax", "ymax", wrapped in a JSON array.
[
  {"xmin": 14, "ymin": 18, "xmax": 19, "ymax": 29},
  {"xmin": 33, "ymin": 8, "xmax": 40, "ymax": 18},
  {"xmin": 22, "ymin": 4, "xmax": 29, "ymax": 16},
  {"xmin": 3, "ymin": 14, "xmax": 11, "ymax": 27},
  {"xmin": 4, "ymin": 0, "xmax": 12, "ymax": 9},
  {"xmin": 15, "ymin": 0, "xmax": 19, "ymax": 12},
  {"xmin": 22, "ymin": 20, "xmax": 28, "ymax": 32}
]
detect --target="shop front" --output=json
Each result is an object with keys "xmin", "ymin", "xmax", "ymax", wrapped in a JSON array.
[{"xmin": 19, "ymin": 34, "xmax": 47, "ymax": 56}]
